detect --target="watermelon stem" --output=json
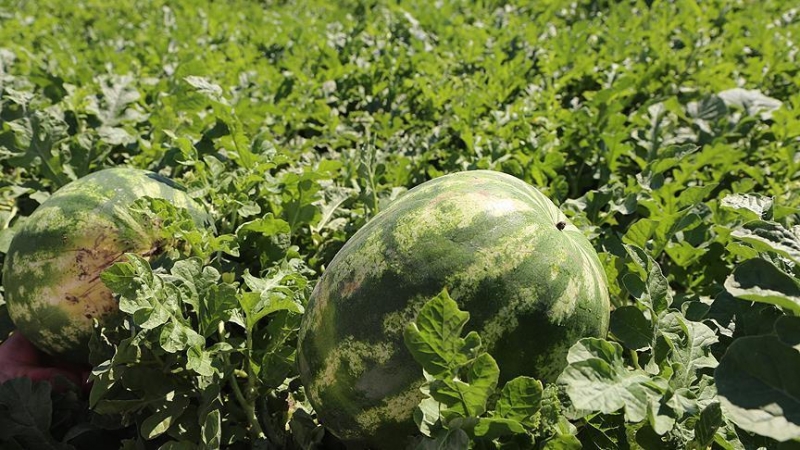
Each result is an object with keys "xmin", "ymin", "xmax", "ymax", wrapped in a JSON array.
[
  {"xmin": 2, "ymin": 206, "xmax": 16, "ymax": 229},
  {"xmin": 243, "ymin": 331, "xmax": 281, "ymax": 444},
  {"xmin": 221, "ymin": 324, "xmax": 268, "ymax": 442},
  {"xmin": 629, "ymin": 349, "xmax": 642, "ymax": 371},
  {"xmin": 228, "ymin": 370, "xmax": 267, "ymax": 441}
]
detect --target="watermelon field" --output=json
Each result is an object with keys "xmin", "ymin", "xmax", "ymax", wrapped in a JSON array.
[{"xmin": 0, "ymin": 0, "xmax": 799, "ymax": 448}]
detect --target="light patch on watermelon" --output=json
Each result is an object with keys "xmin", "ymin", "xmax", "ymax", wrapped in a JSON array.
[
  {"xmin": 392, "ymin": 190, "xmax": 499, "ymax": 254},
  {"xmin": 567, "ymin": 231, "xmax": 610, "ymax": 307},
  {"xmin": 6, "ymin": 250, "xmax": 47, "ymax": 279},
  {"xmin": 585, "ymin": 253, "xmax": 608, "ymax": 301},
  {"xmin": 381, "ymin": 294, "xmax": 430, "ymax": 336},
  {"xmin": 352, "ymin": 381, "xmax": 425, "ymax": 438},
  {"xmin": 327, "ymin": 231, "xmax": 388, "ymax": 300},
  {"xmin": 547, "ymin": 275, "xmax": 582, "ymax": 324},
  {"xmin": 37, "ymin": 321, "xmax": 83, "ymax": 354},
  {"xmin": 448, "ymin": 222, "xmax": 543, "ymax": 298},
  {"xmin": 468, "ymin": 172, "xmax": 555, "ymax": 214},
  {"xmin": 528, "ymin": 337, "xmax": 575, "ymax": 381},
  {"xmin": 478, "ymin": 285, "xmax": 538, "ymax": 347},
  {"xmin": 303, "ymin": 281, "xmax": 331, "ymax": 334},
  {"xmin": 484, "ymin": 197, "xmax": 530, "ymax": 217},
  {"xmin": 309, "ymin": 336, "xmax": 395, "ymax": 401}
]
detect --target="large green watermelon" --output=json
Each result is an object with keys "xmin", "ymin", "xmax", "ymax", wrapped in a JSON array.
[
  {"xmin": 2, "ymin": 168, "xmax": 209, "ymax": 363},
  {"xmin": 297, "ymin": 170, "xmax": 610, "ymax": 448}
]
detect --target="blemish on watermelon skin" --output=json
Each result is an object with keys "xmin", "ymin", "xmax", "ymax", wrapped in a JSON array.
[{"xmin": 2, "ymin": 168, "xmax": 209, "ymax": 363}]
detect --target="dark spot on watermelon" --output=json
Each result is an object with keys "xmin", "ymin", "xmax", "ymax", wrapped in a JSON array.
[{"xmin": 556, "ymin": 221, "xmax": 566, "ymax": 231}]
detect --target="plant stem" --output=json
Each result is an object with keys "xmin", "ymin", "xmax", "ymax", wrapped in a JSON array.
[
  {"xmin": 2, "ymin": 206, "xmax": 17, "ymax": 229},
  {"xmin": 220, "ymin": 323, "xmax": 267, "ymax": 442},
  {"xmin": 245, "ymin": 325, "xmax": 280, "ymax": 445},
  {"xmin": 630, "ymin": 349, "xmax": 642, "ymax": 371},
  {"xmin": 228, "ymin": 371, "xmax": 265, "ymax": 439}
]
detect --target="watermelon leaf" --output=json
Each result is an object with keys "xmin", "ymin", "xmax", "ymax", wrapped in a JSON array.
[
  {"xmin": 241, "ymin": 269, "xmax": 305, "ymax": 329},
  {"xmin": 724, "ymin": 258, "xmax": 800, "ymax": 314},
  {"xmin": 656, "ymin": 312, "xmax": 718, "ymax": 387},
  {"xmin": 473, "ymin": 417, "xmax": 526, "ymax": 439},
  {"xmin": 201, "ymin": 409, "xmax": 222, "ymax": 449},
  {"xmin": 731, "ymin": 220, "xmax": 800, "ymax": 265},
  {"xmin": 622, "ymin": 244, "xmax": 672, "ymax": 314},
  {"xmin": 0, "ymin": 377, "xmax": 54, "ymax": 440},
  {"xmin": 720, "ymin": 194, "xmax": 774, "ymax": 221},
  {"xmin": 404, "ymin": 289, "xmax": 480, "ymax": 377},
  {"xmin": 609, "ymin": 306, "xmax": 654, "ymax": 351},
  {"xmin": 558, "ymin": 338, "xmax": 661, "ymax": 423},
  {"xmin": 715, "ymin": 335, "xmax": 800, "ymax": 442},
  {"xmin": 416, "ymin": 428, "xmax": 470, "ymax": 450},
  {"xmin": 774, "ymin": 316, "xmax": 800, "ymax": 351},
  {"xmin": 434, "ymin": 353, "xmax": 499, "ymax": 419},
  {"xmin": 691, "ymin": 402, "xmax": 722, "ymax": 449},
  {"xmin": 140, "ymin": 394, "xmax": 190, "ymax": 439},
  {"xmin": 496, "ymin": 376, "xmax": 543, "ymax": 424},
  {"xmin": 407, "ymin": 290, "xmax": 574, "ymax": 445}
]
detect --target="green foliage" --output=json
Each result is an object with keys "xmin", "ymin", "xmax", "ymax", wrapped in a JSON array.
[
  {"xmin": 88, "ymin": 205, "xmax": 313, "ymax": 449},
  {"xmin": 0, "ymin": 0, "xmax": 798, "ymax": 448},
  {"xmin": 714, "ymin": 209, "xmax": 800, "ymax": 443},
  {"xmin": 404, "ymin": 289, "xmax": 575, "ymax": 449}
]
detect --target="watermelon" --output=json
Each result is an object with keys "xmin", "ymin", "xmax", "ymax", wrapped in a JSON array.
[
  {"xmin": 2, "ymin": 168, "xmax": 209, "ymax": 363},
  {"xmin": 297, "ymin": 170, "xmax": 610, "ymax": 448}
]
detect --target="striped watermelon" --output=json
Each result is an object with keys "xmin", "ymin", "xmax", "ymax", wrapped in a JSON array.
[
  {"xmin": 2, "ymin": 168, "xmax": 209, "ymax": 363},
  {"xmin": 297, "ymin": 170, "xmax": 610, "ymax": 448}
]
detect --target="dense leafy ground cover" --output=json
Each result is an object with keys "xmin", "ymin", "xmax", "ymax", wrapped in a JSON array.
[{"xmin": 0, "ymin": 0, "xmax": 799, "ymax": 448}]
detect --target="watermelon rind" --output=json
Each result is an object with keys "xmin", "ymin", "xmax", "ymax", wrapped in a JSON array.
[
  {"xmin": 297, "ymin": 170, "xmax": 610, "ymax": 448},
  {"xmin": 2, "ymin": 168, "xmax": 209, "ymax": 363}
]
